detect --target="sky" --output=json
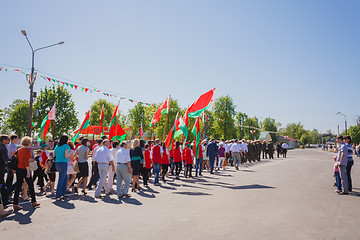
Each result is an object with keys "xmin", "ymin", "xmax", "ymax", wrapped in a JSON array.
[{"xmin": 1, "ymin": 0, "xmax": 359, "ymax": 134}]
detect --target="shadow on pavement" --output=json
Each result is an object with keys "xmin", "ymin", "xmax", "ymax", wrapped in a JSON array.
[
  {"xmin": 138, "ymin": 191, "xmax": 156, "ymax": 198},
  {"xmin": 160, "ymin": 184, "xmax": 177, "ymax": 190},
  {"xmin": 239, "ymin": 169, "xmax": 255, "ymax": 173},
  {"xmin": 52, "ymin": 199, "xmax": 75, "ymax": 209},
  {"xmin": 225, "ymin": 184, "xmax": 275, "ymax": 190},
  {"xmin": 349, "ymin": 191, "xmax": 360, "ymax": 197},
  {"xmin": 142, "ymin": 186, "xmax": 160, "ymax": 194},
  {"xmin": 121, "ymin": 197, "xmax": 142, "ymax": 205},
  {"xmin": 77, "ymin": 195, "xmax": 98, "ymax": 203},
  {"xmin": 0, "ymin": 208, "xmax": 35, "ymax": 225},
  {"xmin": 172, "ymin": 191, "xmax": 212, "ymax": 196},
  {"xmin": 102, "ymin": 196, "xmax": 122, "ymax": 205}
]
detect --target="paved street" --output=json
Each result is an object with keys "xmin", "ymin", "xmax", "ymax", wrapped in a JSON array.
[{"xmin": 1, "ymin": 148, "xmax": 359, "ymax": 240}]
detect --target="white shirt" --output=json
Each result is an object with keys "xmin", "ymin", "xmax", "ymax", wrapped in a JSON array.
[
  {"xmin": 230, "ymin": 143, "xmax": 242, "ymax": 153},
  {"xmin": 115, "ymin": 147, "xmax": 131, "ymax": 164},
  {"xmin": 94, "ymin": 146, "xmax": 113, "ymax": 163},
  {"xmin": 110, "ymin": 147, "xmax": 119, "ymax": 159},
  {"xmin": 282, "ymin": 143, "xmax": 288, "ymax": 149},
  {"xmin": 241, "ymin": 142, "xmax": 248, "ymax": 153},
  {"xmin": 93, "ymin": 145, "xmax": 101, "ymax": 159}
]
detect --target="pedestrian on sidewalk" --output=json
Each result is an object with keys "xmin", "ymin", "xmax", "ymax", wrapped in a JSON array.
[
  {"xmin": 115, "ymin": 141, "xmax": 132, "ymax": 198},
  {"xmin": 336, "ymin": 135, "xmax": 349, "ymax": 195},
  {"xmin": 344, "ymin": 136, "xmax": 354, "ymax": 192},
  {"xmin": 130, "ymin": 139, "xmax": 143, "ymax": 192},
  {"xmin": 54, "ymin": 135, "xmax": 70, "ymax": 200}
]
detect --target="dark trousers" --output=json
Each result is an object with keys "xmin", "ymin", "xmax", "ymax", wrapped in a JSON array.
[
  {"xmin": 185, "ymin": 164, "xmax": 192, "ymax": 177},
  {"xmin": 346, "ymin": 160, "xmax": 354, "ymax": 192},
  {"xmin": 87, "ymin": 161, "xmax": 99, "ymax": 188},
  {"xmin": 5, "ymin": 168, "xmax": 14, "ymax": 188},
  {"xmin": 14, "ymin": 168, "xmax": 36, "ymax": 204},
  {"xmin": 170, "ymin": 157, "xmax": 175, "ymax": 175},
  {"xmin": 175, "ymin": 162, "xmax": 182, "ymax": 176},
  {"xmin": 33, "ymin": 169, "xmax": 45, "ymax": 188},
  {"xmin": 277, "ymin": 151, "xmax": 281, "ymax": 158},
  {"xmin": 161, "ymin": 164, "xmax": 169, "ymax": 180},
  {"xmin": 283, "ymin": 149, "xmax": 287, "ymax": 158},
  {"xmin": 334, "ymin": 171, "xmax": 341, "ymax": 191},
  {"xmin": 141, "ymin": 166, "xmax": 149, "ymax": 186},
  {"xmin": 209, "ymin": 156, "xmax": 215, "ymax": 174},
  {"xmin": 0, "ymin": 170, "xmax": 9, "ymax": 205}
]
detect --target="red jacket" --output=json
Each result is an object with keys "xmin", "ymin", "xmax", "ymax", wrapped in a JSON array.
[
  {"xmin": 161, "ymin": 149, "xmax": 170, "ymax": 164},
  {"xmin": 185, "ymin": 148, "xmax": 193, "ymax": 165},
  {"xmin": 152, "ymin": 145, "xmax": 162, "ymax": 164},
  {"xmin": 144, "ymin": 150, "xmax": 152, "ymax": 169},
  {"xmin": 174, "ymin": 147, "xmax": 182, "ymax": 162}
]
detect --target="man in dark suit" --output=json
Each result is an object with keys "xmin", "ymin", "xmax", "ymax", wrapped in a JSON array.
[
  {"xmin": 0, "ymin": 135, "xmax": 11, "ymax": 206},
  {"xmin": 206, "ymin": 139, "xmax": 218, "ymax": 174}
]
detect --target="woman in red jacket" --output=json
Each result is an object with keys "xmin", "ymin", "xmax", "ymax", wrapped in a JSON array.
[
  {"xmin": 184, "ymin": 142, "xmax": 194, "ymax": 178},
  {"xmin": 143, "ymin": 144, "xmax": 152, "ymax": 186},
  {"xmin": 173, "ymin": 141, "xmax": 183, "ymax": 180},
  {"xmin": 161, "ymin": 143, "xmax": 170, "ymax": 182}
]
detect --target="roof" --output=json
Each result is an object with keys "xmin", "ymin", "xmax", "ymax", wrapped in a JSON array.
[
  {"xmin": 258, "ymin": 131, "xmax": 271, "ymax": 140},
  {"xmin": 279, "ymin": 135, "xmax": 300, "ymax": 142}
]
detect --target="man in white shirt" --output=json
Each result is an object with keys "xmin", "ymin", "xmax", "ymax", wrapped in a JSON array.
[
  {"xmin": 230, "ymin": 140, "xmax": 242, "ymax": 170},
  {"xmin": 115, "ymin": 141, "xmax": 132, "ymax": 198},
  {"xmin": 281, "ymin": 142, "xmax": 288, "ymax": 158},
  {"xmin": 94, "ymin": 140, "xmax": 115, "ymax": 198},
  {"xmin": 107, "ymin": 141, "xmax": 120, "ymax": 192}
]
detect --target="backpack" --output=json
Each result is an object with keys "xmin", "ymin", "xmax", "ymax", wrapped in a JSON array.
[{"xmin": 7, "ymin": 150, "xmax": 18, "ymax": 171}]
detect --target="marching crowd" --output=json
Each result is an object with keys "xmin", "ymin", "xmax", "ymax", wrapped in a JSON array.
[{"xmin": 0, "ymin": 133, "xmax": 289, "ymax": 217}]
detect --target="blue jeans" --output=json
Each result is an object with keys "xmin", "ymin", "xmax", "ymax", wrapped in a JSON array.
[
  {"xmin": 195, "ymin": 158, "xmax": 203, "ymax": 175},
  {"xmin": 153, "ymin": 163, "xmax": 161, "ymax": 184},
  {"xmin": 55, "ymin": 162, "xmax": 68, "ymax": 198},
  {"xmin": 334, "ymin": 171, "xmax": 341, "ymax": 191}
]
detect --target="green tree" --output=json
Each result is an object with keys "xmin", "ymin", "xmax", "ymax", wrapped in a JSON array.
[
  {"xmin": 89, "ymin": 99, "xmax": 116, "ymax": 126},
  {"xmin": 262, "ymin": 117, "xmax": 278, "ymax": 142},
  {"xmin": 284, "ymin": 123, "xmax": 306, "ymax": 140},
  {"xmin": 244, "ymin": 117, "xmax": 260, "ymax": 140},
  {"xmin": 235, "ymin": 112, "xmax": 248, "ymax": 140},
  {"xmin": 348, "ymin": 125, "xmax": 360, "ymax": 143},
  {"xmin": 128, "ymin": 103, "xmax": 148, "ymax": 136},
  {"xmin": 212, "ymin": 96, "xmax": 236, "ymax": 140},
  {"xmin": 7, "ymin": 99, "xmax": 29, "ymax": 137},
  {"xmin": 310, "ymin": 129, "xmax": 322, "ymax": 144},
  {"xmin": 300, "ymin": 131, "xmax": 312, "ymax": 145},
  {"xmin": 33, "ymin": 85, "xmax": 79, "ymax": 140}
]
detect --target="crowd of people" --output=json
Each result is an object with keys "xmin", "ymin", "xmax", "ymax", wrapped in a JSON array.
[{"xmin": 0, "ymin": 133, "xmax": 290, "ymax": 218}]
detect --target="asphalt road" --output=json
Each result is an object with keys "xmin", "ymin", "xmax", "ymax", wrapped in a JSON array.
[{"xmin": 1, "ymin": 148, "xmax": 359, "ymax": 240}]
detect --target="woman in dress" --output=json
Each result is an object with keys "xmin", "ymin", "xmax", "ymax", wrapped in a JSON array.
[{"xmin": 130, "ymin": 139, "xmax": 143, "ymax": 192}]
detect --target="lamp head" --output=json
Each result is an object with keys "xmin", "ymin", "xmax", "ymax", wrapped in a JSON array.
[
  {"xmin": 58, "ymin": 41, "xmax": 64, "ymax": 45},
  {"xmin": 21, "ymin": 30, "xmax": 27, "ymax": 36}
]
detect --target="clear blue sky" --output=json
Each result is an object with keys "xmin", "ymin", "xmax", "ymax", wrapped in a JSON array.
[{"xmin": 1, "ymin": 0, "xmax": 359, "ymax": 134}]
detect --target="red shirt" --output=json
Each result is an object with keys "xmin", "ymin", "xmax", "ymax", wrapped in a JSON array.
[
  {"xmin": 144, "ymin": 150, "xmax": 152, "ymax": 169},
  {"xmin": 75, "ymin": 143, "xmax": 82, "ymax": 149},
  {"xmin": 161, "ymin": 149, "xmax": 170, "ymax": 165},
  {"xmin": 169, "ymin": 148, "xmax": 174, "ymax": 158},
  {"xmin": 152, "ymin": 145, "xmax": 162, "ymax": 164},
  {"xmin": 182, "ymin": 147, "xmax": 187, "ymax": 161},
  {"xmin": 174, "ymin": 148, "xmax": 182, "ymax": 162},
  {"xmin": 193, "ymin": 145, "xmax": 203, "ymax": 159},
  {"xmin": 185, "ymin": 148, "xmax": 193, "ymax": 165},
  {"xmin": 41, "ymin": 151, "xmax": 49, "ymax": 166}
]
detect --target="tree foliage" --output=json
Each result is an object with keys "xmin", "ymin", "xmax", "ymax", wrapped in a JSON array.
[
  {"xmin": 7, "ymin": 99, "xmax": 29, "ymax": 137},
  {"xmin": 283, "ymin": 123, "xmax": 306, "ymax": 140},
  {"xmin": 262, "ymin": 117, "xmax": 278, "ymax": 142},
  {"xmin": 348, "ymin": 125, "xmax": 360, "ymax": 143},
  {"xmin": 89, "ymin": 99, "xmax": 116, "ymax": 126},
  {"xmin": 300, "ymin": 131, "xmax": 312, "ymax": 145},
  {"xmin": 244, "ymin": 117, "xmax": 260, "ymax": 140},
  {"xmin": 33, "ymin": 85, "xmax": 78, "ymax": 140},
  {"xmin": 235, "ymin": 112, "xmax": 248, "ymax": 140},
  {"xmin": 212, "ymin": 96, "xmax": 236, "ymax": 140}
]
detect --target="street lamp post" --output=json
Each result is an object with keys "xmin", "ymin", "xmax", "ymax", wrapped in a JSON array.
[
  {"xmin": 21, "ymin": 30, "xmax": 64, "ymax": 137},
  {"xmin": 336, "ymin": 112, "xmax": 347, "ymax": 135}
]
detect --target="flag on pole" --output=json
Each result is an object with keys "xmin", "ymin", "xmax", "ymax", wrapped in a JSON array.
[
  {"xmin": 150, "ymin": 97, "xmax": 170, "ymax": 126},
  {"xmin": 186, "ymin": 88, "xmax": 215, "ymax": 118},
  {"xmin": 73, "ymin": 109, "xmax": 91, "ymax": 142},
  {"xmin": 109, "ymin": 105, "xmax": 126, "ymax": 142},
  {"xmin": 100, "ymin": 104, "xmax": 104, "ymax": 135},
  {"xmin": 165, "ymin": 112, "xmax": 179, "ymax": 150},
  {"xmin": 191, "ymin": 117, "xmax": 201, "ymax": 158},
  {"xmin": 140, "ymin": 123, "xmax": 144, "ymax": 140},
  {"xmin": 201, "ymin": 112, "xmax": 207, "ymax": 122},
  {"xmin": 37, "ymin": 103, "xmax": 56, "ymax": 142},
  {"xmin": 178, "ymin": 113, "xmax": 189, "ymax": 148}
]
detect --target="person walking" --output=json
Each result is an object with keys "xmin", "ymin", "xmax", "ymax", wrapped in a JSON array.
[
  {"xmin": 130, "ymin": 139, "xmax": 143, "ymax": 192},
  {"xmin": 54, "ymin": 135, "xmax": 70, "ymax": 200},
  {"xmin": 13, "ymin": 136, "xmax": 40, "ymax": 210},
  {"xmin": 281, "ymin": 142, "xmax": 288, "ymax": 158},
  {"xmin": 115, "ymin": 142, "xmax": 132, "ymax": 198},
  {"xmin": 218, "ymin": 143, "xmax": 226, "ymax": 170},
  {"xmin": 6, "ymin": 134, "xmax": 17, "ymax": 190},
  {"xmin": 75, "ymin": 138, "xmax": 90, "ymax": 195},
  {"xmin": 94, "ymin": 140, "xmax": 115, "ymax": 198},
  {"xmin": 0, "ymin": 135, "xmax": 11, "ymax": 207},
  {"xmin": 151, "ymin": 139, "xmax": 163, "ymax": 185},
  {"xmin": 194, "ymin": 140, "xmax": 204, "ymax": 177},
  {"xmin": 206, "ymin": 139, "xmax": 218, "ymax": 174},
  {"xmin": 230, "ymin": 140, "xmax": 242, "ymax": 170},
  {"xmin": 143, "ymin": 144, "xmax": 152, "ymax": 186},
  {"xmin": 184, "ymin": 143, "xmax": 194, "ymax": 178},
  {"xmin": 161, "ymin": 143, "xmax": 170, "ymax": 182},
  {"xmin": 344, "ymin": 136, "xmax": 354, "ymax": 192},
  {"xmin": 108, "ymin": 141, "xmax": 120, "ymax": 193},
  {"xmin": 174, "ymin": 141, "xmax": 183, "ymax": 180},
  {"xmin": 66, "ymin": 141, "xmax": 77, "ymax": 193},
  {"xmin": 336, "ymin": 135, "xmax": 349, "ymax": 195}
]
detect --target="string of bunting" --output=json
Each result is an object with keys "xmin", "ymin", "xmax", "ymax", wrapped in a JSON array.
[{"xmin": 0, "ymin": 66, "xmax": 153, "ymax": 107}]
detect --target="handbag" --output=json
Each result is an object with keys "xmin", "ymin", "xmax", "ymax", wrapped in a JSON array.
[
  {"xmin": 7, "ymin": 150, "xmax": 18, "ymax": 171},
  {"xmin": 29, "ymin": 160, "xmax": 38, "ymax": 171},
  {"xmin": 73, "ymin": 161, "xmax": 80, "ymax": 173}
]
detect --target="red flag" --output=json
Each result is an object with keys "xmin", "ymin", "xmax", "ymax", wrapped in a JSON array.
[
  {"xmin": 165, "ymin": 112, "xmax": 179, "ymax": 150},
  {"xmin": 186, "ymin": 88, "xmax": 215, "ymax": 118},
  {"xmin": 150, "ymin": 97, "xmax": 170, "ymax": 126}
]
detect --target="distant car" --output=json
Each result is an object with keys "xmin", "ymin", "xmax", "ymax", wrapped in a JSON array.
[{"xmin": 288, "ymin": 146, "xmax": 294, "ymax": 149}]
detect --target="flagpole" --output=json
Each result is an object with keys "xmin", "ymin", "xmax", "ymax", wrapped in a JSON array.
[
  {"xmin": 162, "ymin": 95, "xmax": 171, "ymax": 141},
  {"xmin": 116, "ymin": 101, "xmax": 120, "ymax": 140},
  {"xmin": 52, "ymin": 120, "xmax": 55, "ymax": 141}
]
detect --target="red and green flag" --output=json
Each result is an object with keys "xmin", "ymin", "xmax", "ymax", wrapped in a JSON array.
[
  {"xmin": 109, "ymin": 105, "xmax": 126, "ymax": 142},
  {"xmin": 37, "ymin": 103, "xmax": 56, "ymax": 142},
  {"xmin": 165, "ymin": 112, "xmax": 179, "ymax": 150},
  {"xmin": 150, "ymin": 97, "xmax": 170, "ymax": 126},
  {"xmin": 139, "ymin": 123, "xmax": 144, "ymax": 140},
  {"xmin": 99, "ymin": 104, "xmax": 104, "ymax": 135},
  {"xmin": 191, "ymin": 117, "xmax": 201, "ymax": 158},
  {"xmin": 73, "ymin": 109, "xmax": 91, "ymax": 142},
  {"xmin": 186, "ymin": 88, "xmax": 215, "ymax": 118},
  {"xmin": 178, "ymin": 113, "xmax": 189, "ymax": 149}
]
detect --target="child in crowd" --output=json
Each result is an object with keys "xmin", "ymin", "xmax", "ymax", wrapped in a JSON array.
[
  {"xmin": 218, "ymin": 143, "xmax": 226, "ymax": 170},
  {"xmin": 33, "ymin": 150, "xmax": 46, "ymax": 194},
  {"xmin": 44, "ymin": 152, "xmax": 56, "ymax": 195},
  {"xmin": 333, "ymin": 155, "xmax": 341, "ymax": 193}
]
